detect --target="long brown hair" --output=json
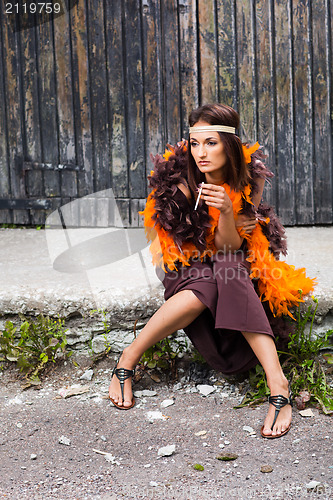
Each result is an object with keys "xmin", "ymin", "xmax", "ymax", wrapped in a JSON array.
[{"xmin": 187, "ymin": 103, "xmax": 250, "ymax": 195}]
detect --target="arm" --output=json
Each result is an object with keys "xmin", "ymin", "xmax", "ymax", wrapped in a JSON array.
[
  {"xmin": 176, "ymin": 182, "xmax": 192, "ymax": 202},
  {"xmin": 235, "ymin": 177, "xmax": 266, "ymax": 234},
  {"xmin": 200, "ymin": 184, "xmax": 243, "ymax": 252}
]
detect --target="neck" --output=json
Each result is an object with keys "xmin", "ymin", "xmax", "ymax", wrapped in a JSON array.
[{"xmin": 204, "ymin": 172, "xmax": 225, "ymax": 185}]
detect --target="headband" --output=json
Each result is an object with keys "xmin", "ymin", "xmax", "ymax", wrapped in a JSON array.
[{"xmin": 189, "ymin": 125, "xmax": 236, "ymax": 134}]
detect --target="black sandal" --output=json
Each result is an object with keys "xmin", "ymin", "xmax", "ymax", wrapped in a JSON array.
[
  {"xmin": 109, "ymin": 360, "xmax": 135, "ymax": 410},
  {"xmin": 260, "ymin": 393, "xmax": 293, "ymax": 438}
]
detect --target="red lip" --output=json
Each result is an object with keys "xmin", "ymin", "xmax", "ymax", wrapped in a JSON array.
[{"xmin": 199, "ymin": 161, "xmax": 210, "ymax": 165}]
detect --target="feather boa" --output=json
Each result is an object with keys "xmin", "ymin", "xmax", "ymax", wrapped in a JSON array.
[{"xmin": 140, "ymin": 141, "xmax": 316, "ymax": 318}]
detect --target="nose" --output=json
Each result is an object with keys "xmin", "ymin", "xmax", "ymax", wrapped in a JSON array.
[{"xmin": 198, "ymin": 145, "xmax": 207, "ymax": 158}]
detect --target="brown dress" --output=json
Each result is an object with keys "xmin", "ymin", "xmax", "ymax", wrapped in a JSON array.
[{"xmin": 158, "ymin": 193, "xmax": 274, "ymax": 375}]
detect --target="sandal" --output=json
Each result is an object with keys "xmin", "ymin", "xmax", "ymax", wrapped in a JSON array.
[
  {"xmin": 260, "ymin": 393, "xmax": 293, "ymax": 439},
  {"xmin": 109, "ymin": 358, "xmax": 135, "ymax": 410}
]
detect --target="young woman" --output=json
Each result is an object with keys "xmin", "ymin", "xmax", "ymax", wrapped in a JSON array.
[{"xmin": 108, "ymin": 103, "xmax": 314, "ymax": 439}]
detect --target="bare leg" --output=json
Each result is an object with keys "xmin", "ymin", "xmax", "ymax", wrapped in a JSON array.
[
  {"xmin": 242, "ymin": 331, "xmax": 291, "ymax": 437},
  {"xmin": 109, "ymin": 290, "xmax": 206, "ymax": 407}
]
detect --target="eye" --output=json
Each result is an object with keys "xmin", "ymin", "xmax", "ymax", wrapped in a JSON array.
[
  {"xmin": 207, "ymin": 141, "xmax": 217, "ymax": 146},
  {"xmin": 190, "ymin": 141, "xmax": 198, "ymax": 147}
]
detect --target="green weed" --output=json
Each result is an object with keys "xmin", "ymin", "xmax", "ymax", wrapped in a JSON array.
[
  {"xmin": 140, "ymin": 333, "xmax": 189, "ymax": 380},
  {"xmin": 0, "ymin": 313, "xmax": 69, "ymax": 388},
  {"xmin": 238, "ymin": 296, "xmax": 333, "ymax": 414}
]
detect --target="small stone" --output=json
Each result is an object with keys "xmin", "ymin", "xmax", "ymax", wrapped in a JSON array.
[
  {"xmin": 133, "ymin": 390, "xmax": 157, "ymax": 398},
  {"xmin": 202, "ymin": 442, "xmax": 208, "ymax": 447},
  {"xmin": 16, "ymin": 423, "xmax": 23, "ymax": 429},
  {"xmin": 173, "ymin": 382, "xmax": 182, "ymax": 391},
  {"xmin": 104, "ymin": 454, "xmax": 120, "ymax": 465},
  {"xmin": 194, "ymin": 430, "xmax": 207, "ymax": 437},
  {"xmin": 261, "ymin": 465, "xmax": 273, "ymax": 473},
  {"xmin": 30, "ymin": 454, "xmax": 37, "ymax": 460},
  {"xmin": 242, "ymin": 425, "xmax": 255, "ymax": 434},
  {"xmin": 306, "ymin": 480, "xmax": 321, "ymax": 490},
  {"xmin": 161, "ymin": 399, "xmax": 175, "ymax": 408},
  {"xmin": 293, "ymin": 438, "xmax": 301, "ymax": 444},
  {"xmin": 216, "ymin": 453, "xmax": 238, "ymax": 461},
  {"xmin": 218, "ymin": 444, "xmax": 225, "ymax": 449},
  {"xmin": 21, "ymin": 467, "xmax": 27, "ymax": 470},
  {"xmin": 100, "ymin": 435, "xmax": 107, "ymax": 442},
  {"xmin": 299, "ymin": 409, "xmax": 314, "ymax": 417},
  {"xmin": 58, "ymin": 436, "xmax": 71, "ymax": 446},
  {"xmin": 146, "ymin": 411, "xmax": 168, "ymax": 422},
  {"xmin": 157, "ymin": 444, "xmax": 176, "ymax": 457},
  {"xmin": 149, "ymin": 481, "xmax": 158, "ymax": 487},
  {"xmin": 294, "ymin": 459, "xmax": 299, "ymax": 464},
  {"xmin": 224, "ymin": 440, "xmax": 230, "ymax": 445},
  {"xmin": 80, "ymin": 369, "xmax": 94, "ymax": 381},
  {"xmin": 197, "ymin": 385, "xmax": 215, "ymax": 396},
  {"xmin": 143, "ymin": 464, "xmax": 151, "ymax": 468}
]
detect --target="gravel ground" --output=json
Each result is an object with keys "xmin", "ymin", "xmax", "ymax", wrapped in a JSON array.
[{"xmin": 0, "ymin": 357, "xmax": 332, "ymax": 500}]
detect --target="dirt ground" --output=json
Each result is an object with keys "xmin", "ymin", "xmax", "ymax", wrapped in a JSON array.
[{"xmin": 0, "ymin": 356, "xmax": 332, "ymax": 500}]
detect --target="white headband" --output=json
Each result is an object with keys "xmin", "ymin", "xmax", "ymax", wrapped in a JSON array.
[{"xmin": 189, "ymin": 125, "xmax": 236, "ymax": 134}]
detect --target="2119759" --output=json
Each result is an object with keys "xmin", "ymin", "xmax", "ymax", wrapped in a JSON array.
[{"xmin": 5, "ymin": 3, "xmax": 61, "ymax": 14}]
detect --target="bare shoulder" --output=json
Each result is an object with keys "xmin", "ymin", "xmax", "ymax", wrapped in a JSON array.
[{"xmin": 176, "ymin": 181, "xmax": 192, "ymax": 201}]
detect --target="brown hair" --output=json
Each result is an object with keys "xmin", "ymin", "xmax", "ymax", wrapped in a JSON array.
[{"xmin": 187, "ymin": 103, "xmax": 250, "ymax": 195}]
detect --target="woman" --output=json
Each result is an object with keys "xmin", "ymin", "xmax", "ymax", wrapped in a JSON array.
[{"xmin": 109, "ymin": 103, "xmax": 315, "ymax": 439}]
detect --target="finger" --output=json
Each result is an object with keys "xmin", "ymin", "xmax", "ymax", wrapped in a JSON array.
[
  {"xmin": 203, "ymin": 194, "xmax": 224, "ymax": 205},
  {"xmin": 202, "ymin": 185, "xmax": 225, "ymax": 194}
]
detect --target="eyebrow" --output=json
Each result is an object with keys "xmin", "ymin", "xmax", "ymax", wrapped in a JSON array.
[{"xmin": 189, "ymin": 136, "xmax": 217, "ymax": 141}]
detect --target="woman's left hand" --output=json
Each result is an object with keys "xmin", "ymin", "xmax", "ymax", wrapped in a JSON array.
[
  {"xmin": 235, "ymin": 214, "xmax": 258, "ymax": 234},
  {"xmin": 200, "ymin": 184, "xmax": 233, "ymax": 213}
]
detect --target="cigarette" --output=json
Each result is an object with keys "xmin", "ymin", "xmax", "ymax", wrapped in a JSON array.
[{"xmin": 194, "ymin": 182, "xmax": 204, "ymax": 211}]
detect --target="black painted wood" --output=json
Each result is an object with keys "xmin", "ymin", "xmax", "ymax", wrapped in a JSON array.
[{"xmin": 0, "ymin": 0, "xmax": 332, "ymax": 227}]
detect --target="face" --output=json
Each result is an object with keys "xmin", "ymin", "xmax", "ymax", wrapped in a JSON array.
[{"xmin": 189, "ymin": 121, "xmax": 227, "ymax": 183}]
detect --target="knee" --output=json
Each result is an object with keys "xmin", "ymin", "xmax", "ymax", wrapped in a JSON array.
[{"xmin": 181, "ymin": 289, "xmax": 206, "ymax": 314}]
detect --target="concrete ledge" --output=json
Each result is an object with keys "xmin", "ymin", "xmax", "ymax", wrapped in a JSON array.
[{"xmin": 0, "ymin": 226, "xmax": 332, "ymax": 351}]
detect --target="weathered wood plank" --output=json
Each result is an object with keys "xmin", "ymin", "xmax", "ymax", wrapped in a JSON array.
[
  {"xmin": 19, "ymin": 9, "xmax": 44, "ymax": 225},
  {"xmin": 179, "ymin": 0, "xmax": 199, "ymax": 135},
  {"xmin": 255, "ymin": 0, "xmax": 277, "ymax": 209},
  {"xmin": 86, "ymin": 0, "xmax": 110, "ymax": 194},
  {"xmin": 161, "ymin": 0, "xmax": 181, "ymax": 143},
  {"xmin": 142, "ymin": 0, "xmax": 164, "ymax": 169},
  {"xmin": 274, "ymin": 0, "xmax": 295, "ymax": 224},
  {"xmin": 36, "ymin": 8, "xmax": 60, "ymax": 205},
  {"xmin": 236, "ymin": 0, "xmax": 256, "ymax": 141},
  {"xmin": 198, "ymin": 0, "xmax": 218, "ymax": 104},
  {"xmin": 124, "ymin": 0, "xmax": 146, "ymax": 200},
  {"xmin": 293, "ymin": 0, "xmax": 314, "ymax": 224},
  {"xmin": 53, "ymin": 1, "xmax": 78, "ymax": 201},
  {"xmin": 0, "ymin": 3, "xmax": 11, "ymax": 223},
  {"xmin": 1, "ymin": 8, "xmax": 29, "ymax": 224},
  {"xmin": 105, "ymin": 0, "xmax": 128, "ymax": 198},
  {"xmin": 131, "ymin": 198, "xmax": 146, "ymax": 227},
  {"xmin": 70, "ymin": 0, "xmax": 94, "ymax": 199},
  {"xmin": 216, "ymin": 0, "xmax": 236, "ymax": 107},
  {"xmin": 312, "ymin": 0, "xmax": 332, "ymax": 223}
]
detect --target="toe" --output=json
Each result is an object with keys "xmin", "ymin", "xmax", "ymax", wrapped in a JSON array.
[{"xmin": 262, "ymin": 426, "xmax": 272, "ymax": 436}]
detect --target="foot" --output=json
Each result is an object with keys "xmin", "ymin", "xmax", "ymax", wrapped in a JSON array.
[
  {"xmin": 261, "ymin": 377, "xmax": 292, "ymax": 438},
  {"xmin": 109, "ymin": 349, "xmax": 136, "ymax": 408}
]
